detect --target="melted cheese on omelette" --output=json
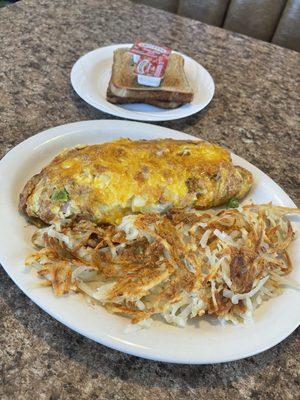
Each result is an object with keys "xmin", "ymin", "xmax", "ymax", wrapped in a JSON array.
[{"xmin": 21, "ymin": 138, "xmax": 253, "ymax": 224}]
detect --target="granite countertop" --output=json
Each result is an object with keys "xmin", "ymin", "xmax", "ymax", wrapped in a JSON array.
[{"xmin": 0, "ymin": 0, "xmax": 299, "ymax": 399}]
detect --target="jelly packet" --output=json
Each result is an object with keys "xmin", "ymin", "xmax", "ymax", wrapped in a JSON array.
[{"xmin": 130, "ymin": 42, "xmax": 171, "ymax": 87}]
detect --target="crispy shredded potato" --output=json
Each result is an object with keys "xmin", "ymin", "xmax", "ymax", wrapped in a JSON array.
[{"xmin": 25, "ymin": 204, "xmax": 299, "ymax": 327}]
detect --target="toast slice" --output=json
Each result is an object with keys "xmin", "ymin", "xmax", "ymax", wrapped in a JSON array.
[{"xmin": 106, "ymin": 48, "xmax": 193, "ymax": 108}]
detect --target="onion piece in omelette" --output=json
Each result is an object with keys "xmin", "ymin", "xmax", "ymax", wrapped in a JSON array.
[
  {"xmin": 19, "ymin": 138, "xmax": 253, "ymax": 225},
  {"xmin": 25, "ymin": 204, "xmax": 299, "ymax": 327}
]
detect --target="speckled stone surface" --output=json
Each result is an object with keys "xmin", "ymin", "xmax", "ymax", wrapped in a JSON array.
[{"xmin": 0, "ymin": 1, "xmax": 299, "ymax": 399}]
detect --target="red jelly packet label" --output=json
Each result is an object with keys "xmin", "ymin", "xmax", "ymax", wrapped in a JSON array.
[
  {"xmin": 134, "ymin": 55, "xmax": 169, "ymax": 78},
  {"xmin": 130, "ymin": 42, "xmax": 171, "ymax": 59}
]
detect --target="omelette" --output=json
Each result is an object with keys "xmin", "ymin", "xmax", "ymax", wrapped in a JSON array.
[{"xmin": 19, "ymin": 138, "xmax": 253, "ymax": 225}]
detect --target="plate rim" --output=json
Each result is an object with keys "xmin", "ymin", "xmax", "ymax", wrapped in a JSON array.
[
  {"xmin": 0, "ymin": 119, "xmax": 299, "ymax": 364},
  {"xmin": 70, "ymin": 43, "xmax": 215, "ymax": 122}
]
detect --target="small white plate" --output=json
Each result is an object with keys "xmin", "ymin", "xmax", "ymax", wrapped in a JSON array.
[
  {"xmin": 70, "ymin": 44, "xmax": 215, "ymax": 121},
  {"xmin": 0, "ymin": 120, "xmax": 299, "ymax": 364}
]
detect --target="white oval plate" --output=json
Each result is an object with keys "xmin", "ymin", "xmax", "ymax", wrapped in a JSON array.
[
  {"xmin": 0, "ymin": 120, "xmax": 299, "ymax": 364},
  {"xmin": 70, "ymin": 44, "xmax": 215, "ymax": 121}
]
